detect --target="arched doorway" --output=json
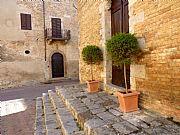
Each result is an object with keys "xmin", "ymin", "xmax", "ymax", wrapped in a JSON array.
[
  {"xmin": 111, "ymin": 0, "xmax": 130, "ymax": 88},
  {"xmin": 51, "ymin": 53, "xmax": 64, "ymax": 78}
]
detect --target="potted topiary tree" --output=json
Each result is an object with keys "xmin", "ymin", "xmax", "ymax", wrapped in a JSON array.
[
  {"xmin": 82, "ymin": 45, "xmax": 103, "ymax": 92},
  {"xmin": 106, "ymin": 33, "xmax": 141, "ymax": 112}
]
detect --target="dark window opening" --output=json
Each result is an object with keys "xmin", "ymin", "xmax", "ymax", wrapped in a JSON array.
[
  {"xmin": 21, "ymin": 13, "xmax": 32, "ymax": 30},
  {"xmin": 25, "ymin": 50, "xmax": 30, "ymax": 54}
]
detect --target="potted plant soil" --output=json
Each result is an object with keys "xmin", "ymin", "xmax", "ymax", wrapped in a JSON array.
[
  {"xmin": 82, "ymin": 45, "xmax": 103, "ymax": 92},
  {"xmin": 106, "ymin": 33, "xmax": 141, "ymax": 112}
]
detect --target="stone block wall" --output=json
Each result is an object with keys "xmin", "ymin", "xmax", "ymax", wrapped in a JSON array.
[
  {"xmin": 0, "ymin": 0, "xmax": 45, "ymax": 88},
  {"xmin": 129, "ymin": 0, "xmax": 180, "ymax": 122},
  {"xmin": 44, "ymin": 0, "xmax": 79, "ymax": 80},
  {"xmin": 0, "ymin": 0, "xmax": 79, "ymax": 88},
  {"xmin": 78, "ymin": 0, "xmax": 103, "ymax": 82}
]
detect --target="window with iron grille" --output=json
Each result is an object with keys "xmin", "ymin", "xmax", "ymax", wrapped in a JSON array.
[{"xmin": 20, "ymin": 13, "xmax": 32, "ymax": 30}]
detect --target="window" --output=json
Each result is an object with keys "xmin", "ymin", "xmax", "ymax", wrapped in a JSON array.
[
  {"xmin": 51, "ymin": 18, "xmax": 62, "ymax": 38},
  {"xmin": 20, "ymin": 13, "xmax": 32, "ymax": 30}
]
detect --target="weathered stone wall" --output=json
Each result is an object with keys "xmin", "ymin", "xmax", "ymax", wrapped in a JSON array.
[
  {"xmin": 78, "ymin": 0, "xmax": 103, "ymax": 83},
  {"xmin": 0, "ymin": 0, "xmax": 79, "ymax": 88},
  {"xmin": 0, "ymin": 0, "xmax": 45, "ymax": 88},
  {"xmin": 129, "ymin": 0, "xmax": 180, "ymax": 122},
  {"xmin": 44, "ymin": 0, "xmax": 79, "ymax": 80}
]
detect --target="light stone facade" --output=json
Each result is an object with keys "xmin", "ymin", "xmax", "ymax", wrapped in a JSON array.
[
  {"xmin": 77, "ymin": 0, "xmax": 180, "ymax": 122},
  {"xmin": 0, "ymin": 0, "xmax": 79, "ymax": 88}
]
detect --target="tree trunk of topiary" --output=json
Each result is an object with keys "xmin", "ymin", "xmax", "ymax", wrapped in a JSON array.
[
  {"xmin": 91, "ymin": 63, "xmax": 94, "ymax": 81},
  {"xmin": 124, "ymin": 64, "xmax": 128, "ymax": 93}
]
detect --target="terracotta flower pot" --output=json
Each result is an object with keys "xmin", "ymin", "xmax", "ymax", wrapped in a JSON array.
[
  {"xmin": 117, "ymin": 90, "xmax": 140, "ymax": 113},
  {"xmin": 86, "ymin": 80, "xmax": 99, "ymax": 93}
]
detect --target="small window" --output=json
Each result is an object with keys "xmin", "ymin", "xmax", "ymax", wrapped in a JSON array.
[{"xmin": 20, "ymin": 13, "xmax": 32, "ymax": 30}]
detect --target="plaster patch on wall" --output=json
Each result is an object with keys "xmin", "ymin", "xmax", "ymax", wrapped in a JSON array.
[
  {"xmin": 129, "ymin": 0, "xmax": 138, "ymax": 7},
  {"xmin": 129, "ymin": 11, "xmax": 144, "ymax": 26},
  {"xmin": 137, "ymin": 37, "xmax": 146, "ymax": 50},
  {"xmin": 129, "ymin": 11, "xmax": 144, "ymax": 33},
  {"xmin": 131, "ymin": 64, "xmax": 146, "ymax": 79}
]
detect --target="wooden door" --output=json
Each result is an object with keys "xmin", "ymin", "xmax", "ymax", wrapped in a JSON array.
[
  {"xmin": 111, "ymin": 0, "xmax": 130, "ymax": 88},
  {"xmin": 51, "ymin": 18, "xmax": 62, "ymax": 38},
  {"xmin": 52, "ymin": 53, "xmax": 64, "ymax": 78}
]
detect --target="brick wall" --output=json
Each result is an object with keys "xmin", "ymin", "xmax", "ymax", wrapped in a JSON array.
[
  {"xmin": 78, "ymin": 0, "xmax": 103, "ymax": 83},
  {"xmin": 130, "ymin": 0, "xmax": 180, "ymax": 122}
]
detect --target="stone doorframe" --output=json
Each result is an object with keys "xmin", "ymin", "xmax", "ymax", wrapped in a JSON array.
[
  {"xmin": 48, "ymin": 50, "xmax": 67, "ymax": 79},
  {"xmin": 99, "ymin": 0, "xmax": 145, "ymax": 92},
  {"xmin": 99, "ymin": 0, "xmax": 112, "ymax": 87}
]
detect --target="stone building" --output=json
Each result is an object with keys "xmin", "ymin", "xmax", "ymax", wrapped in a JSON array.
[
  {"xmin": 0, "ymin": 0, "xmax": 79, "ymax": 88},
  {"xmin": 77, "ymin": 0, "xmax": 180, "ymax": 122}
]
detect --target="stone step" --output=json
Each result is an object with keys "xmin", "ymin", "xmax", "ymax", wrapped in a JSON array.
[
  {"xmin": 34, "ymin": 97, "xmax": 45, "ymax": 135},
  {"xmin": 42, "ymin": 93, "xmax": 62, "ymax": 135},
  {"xmin": 55, "ymin": 84, "xmax": 180, "ymax": 135},
  {"xmin": 48, "ymin": 90, "xmax": 84, "ymax": 135}
]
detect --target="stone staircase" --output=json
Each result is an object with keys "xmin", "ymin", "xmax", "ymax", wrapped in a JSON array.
[{"xmin": 34, "ymin": 84, "xmax": 180, "ymax": 135}]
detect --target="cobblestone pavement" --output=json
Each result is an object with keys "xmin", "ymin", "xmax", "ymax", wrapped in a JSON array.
[
  {"xmin": 0, "ymin": 80, "xmax": 79, "ymax": 135},
  {"xmin": 55, "ymin": 84, "xmax": 180, "ymax": 135}
]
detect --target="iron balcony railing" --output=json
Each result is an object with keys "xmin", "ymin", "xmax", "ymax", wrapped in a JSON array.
[{"xmin": 45, "ymin": 28, "xmax": 71, "ymax": 41}]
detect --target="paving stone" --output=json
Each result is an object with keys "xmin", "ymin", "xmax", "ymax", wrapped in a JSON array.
[
  {"xmin": 112, "ymin": 121, "xmax": 139, "ymax": 134},
  {"xmin": 109, "ymin": 109, "xmax": 122, "ymax": 116},
  {"xmin": 94, "ymin": 99, "xmax": 105, "ymax": 104},
  {"xmin": 72, "ymin": 131, "xmax": 85, "ymax": 135},
  {"xmin": 81, "ymin": 98, "xmax": 91, "ymax": 104},
  {"xmin": 88, "ymin": 104, "xmax": 102, "ymax": 109},
  {"xmin": 35, "ymin": 97, "xmax": 45, "ymax": 135},
  {"xmin": 100, "ymin": 95, "xmax": 113, "ymax": 101},
  {"xmin": 97, "ymin": 111, "xmax": 116, "ymax": 121},
  {"xmin": 46, "ymin": 129, "xmax": 62, "ymax": 135},
  {"xmin": 56, "ymin": 107, "xmax": 69, "ymax": 115},
  {"xmin": 91, "ymin": 107, "xmax": 106, "ymax": 114},
  {"xmin": 104, "ymin": 116, "xmax": 124, "ymax": 125},
  {"xmin": 130, "ymin": 131, "xmax": 148, "ymax": 135},
  {"xmin": 162, "ymin": 124, "xmax": 180, "ymax": 134},
  {"xmin": 107, "ymin": 95, "xmax": 118, "ymax": 103},
  {"xmin": 136, "ymin": 114, "xmax": 156, "ymax": 124},
  {"xmin": 77, "ymin": 110, "xmax": 94, "ymax": 127},
  {"xmin": 93, "ymin": 126, "xmax": 117, "ymax": 135},
  {"xmin": 97, "ymin": 92, "xmax": 109, "ymax": 97},
  {"xmin": 144, "ymin": 127, "xmax": 170, "ymax": 135},
  {"xmin": 73, "ymin": 106, "xmax": 89, "ymax": 114},
  {"xmin": 84, "ymin": 118, "xmax": 106, "ymax": 129},
  {"xmin": 150, "ymin": 120, "xmax": 162, "ymax": 127},
  {"xmin": 73, "ymin": 92, "xmax": 88, "ymax": 98},
  {"xmin": 86, "ymin": 94, "xmax": 99, "ymax": 99},
  {"xmin": 101, "ymin": 100, "xmax": 117, "ymax": 107},
  {"xmin": 126, "ymin": 118, "xmax": 150, "ymax": 129}
]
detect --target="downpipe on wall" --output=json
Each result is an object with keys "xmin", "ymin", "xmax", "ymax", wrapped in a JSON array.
[{"xmin": 42, "ymin": 0, "xmax": 47, "ymax": 61}]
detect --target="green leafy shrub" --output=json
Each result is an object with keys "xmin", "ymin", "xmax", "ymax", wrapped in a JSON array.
[
  {"xmin": 82, "ymin": 45, "xmax": 103, "ymax": 81},
  {"xmin": 106, "ymin": 33, "xmax": 141, "ymax": 92}
]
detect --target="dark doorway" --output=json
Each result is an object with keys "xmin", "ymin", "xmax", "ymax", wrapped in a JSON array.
[
  {"xmin": 111, "ymin": 0, "xmax": 130, "ymax": 88},
  {"xmin": 51, "ymin": 18, "xmax": 62, "ymax": 38},
  {"xmin": 52, "ymin": 53, "xmax": 64, "ymax": 78}
]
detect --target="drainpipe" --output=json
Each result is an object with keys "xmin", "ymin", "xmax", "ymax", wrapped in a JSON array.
[{"xmin": 42, "ymin": 0, "xmax": 47, "ymax": 61}]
